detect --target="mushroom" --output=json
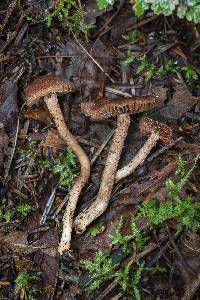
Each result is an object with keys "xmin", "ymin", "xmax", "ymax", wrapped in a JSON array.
[
  {"xmin": 24, "ymin": 75, "xmax": 91, "ymax": 254},
  {"xmin": 115, "ymin": 117, "xmax": 174, "ymax": 183},
  {"xmin": 73, "ymin": 95, "xmax": 162, "ymax": 234}
]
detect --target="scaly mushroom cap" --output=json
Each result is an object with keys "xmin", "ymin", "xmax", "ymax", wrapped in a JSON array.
[
  {"xmin": 81, "ymin": 95, "xmax": 162, "ymax": 119},
  {"xmin": 139, "ymin": 117, "xmax": 174, "ymax": 145},
  {"xmin": 24, "ymin": 75, "xmax": 75, "ymax": 106}
]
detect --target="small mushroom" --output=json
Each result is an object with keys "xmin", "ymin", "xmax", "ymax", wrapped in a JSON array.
[
  {"xmin": 115, "ymin": 117, "xmax": 174, "ymax": 183},
  {"xmin": 73, "ymin": 95, "xmax": 162, "ymax": 234},
  {"xmin": 24, "ymin": 75, "xmax": 91, "ymax": 254}
]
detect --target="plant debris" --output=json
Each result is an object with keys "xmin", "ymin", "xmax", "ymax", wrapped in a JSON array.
[{"xmin": 0, "ymin": 1, "xmax": 200, "ymax": 299}]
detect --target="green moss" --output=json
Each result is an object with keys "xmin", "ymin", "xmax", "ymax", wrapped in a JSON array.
[
  {"xmin": 19, "ymin": 0, "xmax": 91, "ymax": 34},
  {"xmin": 53, "ymin": 148, "xmax": 78, "ymax": 188},
  {"xmin": 80, "ymin": 154, "xmax": 200, "ymax": 297},
  {"xmin": 97, "ymin": 0, "xmax": 200, "ymax": 24},
  {"xmin": 15, "ymin": 271, "xmax": 42, "ymax": 300},
  {"xmin": 137, "ymin": 154, "xmax": 200, "ymax": 231},
  {"xmin": 15, "ymin": 204, "xmax": 32, "ymax": 217},
  {"xmin": 110, "ymin": 217, "xmax": 132, "ymax": 253}
]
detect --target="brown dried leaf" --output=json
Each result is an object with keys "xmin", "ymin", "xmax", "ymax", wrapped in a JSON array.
[
  {"xmin": 151, "ymin": 85, "xmax": 198, "ymax": 121},
  {"xmin": 40, "ymin": 128, "xmax": 65, "ymax": 156},
  {"xmin": 171, "ymin": 46, "xmax": 188, "ymax": 59},
  {"xmin": 24, "ymin": 105, "xmax": 52, "ymax": 124},
  {"xmin": 33, "ymin": 251, "xmax": 59, "ymax": 298},
  {"xmin": 0, "ymin": 228, "xmax": 59, "ymax": 257},
  {"xmin": 177, "ymin": 231, "xmax": 200, "ymax": 284},
  {"xmin": 0, "ymin": 80, "xmax": 18, "ymax": 128}
]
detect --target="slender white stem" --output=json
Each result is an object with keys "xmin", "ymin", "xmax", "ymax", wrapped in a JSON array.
[
  {"xmin": 115, "ymin": 132, "xmax": 160, "ymax": 183},
  {"xmin": 44, "ymin": 94, "xmax": 90, "ymax": 254},
  {"xmin": 74, "ymin": 114, "xmax": 130, "ymax": 234}
]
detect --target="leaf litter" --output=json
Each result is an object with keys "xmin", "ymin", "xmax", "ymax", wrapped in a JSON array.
[{"xmin": 0, "ymin": 1, "xmax": 200, "ymax": 299}]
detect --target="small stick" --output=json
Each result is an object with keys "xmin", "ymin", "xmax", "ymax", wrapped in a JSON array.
[
  {"xmin": 4, "ymin": 103, "xmax": 26, "ymax": 179},
  {"xmin": 52, "ymin": 195, "xmax": 69, "ymax": 220},
  {"xmin": 105, "ymin": 86, "xmax": 132, "ymax": 97},
  {"xmin": 0, "ymin": 0, "xmax": 17, "ymax": 32},
  {"xmin": 40, "ymin": 186, "xmax": 57, "ymax": 225},
  {"xmin": 91, "ymin": 129, "xmax": 115, "ymax": 165}
]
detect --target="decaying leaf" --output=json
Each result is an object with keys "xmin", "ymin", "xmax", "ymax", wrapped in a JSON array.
[
  {"xmin": 0, "ymin": 80, "xmax": 18, "ymax": 128},
  {"xmin": 40, "ymin": 128, "xmax": 66, "ymax": 156},
  {"xmin": 0, "ymin": 127, "xmax": 9, "ymax": 172},
  {"xmin": 24, "ymin": 105, "xmax": 52, "ymax": 124},
  {"xmin": 177, "ymin": 231, "xmax": 200, "ymax": 284},
  {"xmin": 151, "ymin": 85, "xmax": 199, "ymax": 121}
]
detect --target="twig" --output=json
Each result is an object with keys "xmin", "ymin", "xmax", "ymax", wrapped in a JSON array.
[
  {"xmin": 165, "ymin": 224, "xmax": 194, "ymax": 276},
  {"xmin": 4, "ymin": 103, "xmax": 26, "ymax": 179},
  {"xmin": 52, "ymin": 195, "xmax": 69, "ymax": 220},
  {"xmin": 91, "ymin": 129, "xmax": 115, "ymax": 165},
  {"xmin": 0, "ymin": 31, "xmax": 17, "ymax": 54},
  {"xmin": 145, "ymin": 232, "xmax": 180, "ymax": 269},
  {"xmin": 126, "ymin": 15, "xmax": 159, "ymax": 32},
  {"xmin": 40, "ymin": 187, "xmax": 57, "ymax": 225},
  {"xmin": 0, "ymin": 0, "xmax": 17, "ymax": 32},
  {"xmin": 105, "ymin": 86, "xmax": 132, "ymax": 98}
]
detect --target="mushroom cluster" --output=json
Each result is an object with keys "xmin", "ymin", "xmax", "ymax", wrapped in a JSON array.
[
  {"xmin": 74, "ymin": 94, "xmax": 163, "ymax": 234},
  {"xmin": 24, "ymin": 76, "xmax": 174, "ymax": 253}
]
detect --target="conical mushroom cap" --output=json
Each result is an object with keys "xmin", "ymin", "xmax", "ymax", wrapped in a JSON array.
[
  {"xmin": 139, "ymin": 117, "xmax": 174, "ymax": 145},
  {"xmin": 24, "ymin": 75, "xmax": 75, "ymax": 106}
]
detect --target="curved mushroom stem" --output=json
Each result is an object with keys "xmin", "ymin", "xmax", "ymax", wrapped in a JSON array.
[
  {"xmin": 44, "ymin": 94, "xmax": 90, "ymax": 254},
  {"xmin": 74, "ymin": 114, "xmax": 130, "ymax": 234},
  {"xmin": 115, "ymin": 131, "xmax": 160, "ymax": 183}
]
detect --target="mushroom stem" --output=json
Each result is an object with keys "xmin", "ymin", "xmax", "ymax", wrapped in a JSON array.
[
  {"xmin": 74, "ymin": 114, "xmax": 130, "ymax": 234},
  {"xmin": 44, "ymin": 93, "xmax": 90, "ymax": 253},
  {"xmin": 115, "ymin": 131, "xmax": 160, "ymax": 183}
]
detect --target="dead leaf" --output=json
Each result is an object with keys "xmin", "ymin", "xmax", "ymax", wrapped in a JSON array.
[
  {"xmin": 24, "ymin": 105, "xmax": 52, "ymax": 125},
  {"xmin": 177, "ymin": 231, "xmax": 200, "ymax": 284},
  {"xmin": 33, "ymin": 251, "xmax": 59, "ymax": 298},
  {"xmin": 171, "ymin": 46, "xmax": 188, "ymax": 59},
  {"xmin": 150, "ymin": 85, "xmax": 198, "ymax": 121},
  {"xmin": 0, "ymin": 128, "xmax": 9, "ymax": 172},
  {"xmin": 40, "ymin": 128, "xmax": 66, "ymax": 156},
  {"xmin": 0, "ymin": 80, "xmax": 18, "ymax": 129}
]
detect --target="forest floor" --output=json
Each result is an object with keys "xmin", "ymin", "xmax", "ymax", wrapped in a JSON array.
[{"xmin": 0, "ymin": 1, "xmax": 200, "ymax": 299}]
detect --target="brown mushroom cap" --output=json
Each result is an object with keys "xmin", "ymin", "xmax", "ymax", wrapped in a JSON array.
[
  {"xmin": 24, "ymin": 75, "xmax": 75, "ymax": 106},
  {"xmin": 81, "ymin": 95, "xmax": 162, "ymax": 119},
  {"xmin": 139, "ymin": 117, "xmax": 174, "ymax": 145}
]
